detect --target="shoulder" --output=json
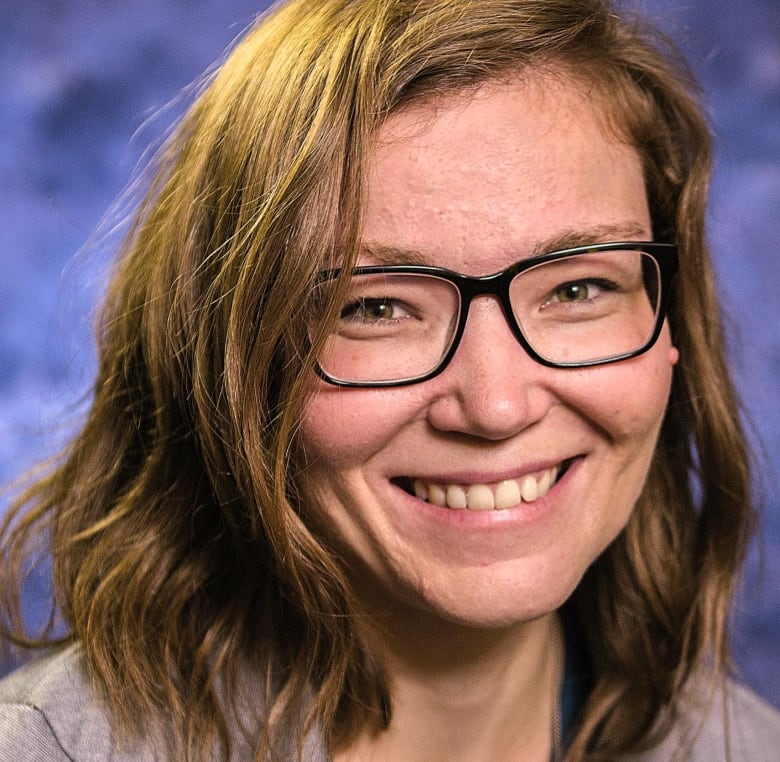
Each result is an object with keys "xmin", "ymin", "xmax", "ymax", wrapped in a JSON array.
[
  {"xmin": 0, "ymin": 646, "xmax": 329, "ymax": 762},
  {"xmin": 624, "ymin": 678, "xmax": 780, "ymax": 762},
  {"xmin": 0, "ymin": 645, "xmax": 156, "ymax": 762}
]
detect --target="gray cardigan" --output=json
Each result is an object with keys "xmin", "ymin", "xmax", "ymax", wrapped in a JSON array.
[{"xmin": 1, "ymin": 644, "xmax": 778, "ymax": 761}]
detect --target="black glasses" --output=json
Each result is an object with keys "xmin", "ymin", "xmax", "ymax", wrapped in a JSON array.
[{"xmin": 309, "ymin": 242, "xmax": 678, "ymax": 388}]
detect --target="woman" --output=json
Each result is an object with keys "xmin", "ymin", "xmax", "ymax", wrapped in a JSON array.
[{"xmin": 1, "ymin": 0, "xmax": 777, "ymax": 759}]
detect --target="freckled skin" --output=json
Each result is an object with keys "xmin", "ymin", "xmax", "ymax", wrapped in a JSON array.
[{"xmin": 299, "ymin": 75, "xmax": 678, "ymax": 630}]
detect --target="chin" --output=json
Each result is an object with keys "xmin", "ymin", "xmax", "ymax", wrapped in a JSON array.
[{"xmin": 378, "ymin": 555, "xmax": 586, "ymax": 631}]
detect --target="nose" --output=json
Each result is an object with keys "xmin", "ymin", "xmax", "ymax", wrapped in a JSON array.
[{"xmin": 425, "ymin": 295, "xmax": 554, "ymax": 439}]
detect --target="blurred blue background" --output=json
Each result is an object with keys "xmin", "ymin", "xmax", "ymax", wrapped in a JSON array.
[{"xmin": 1, "ymin": 1, "xmax": 778, "ymax": 706}]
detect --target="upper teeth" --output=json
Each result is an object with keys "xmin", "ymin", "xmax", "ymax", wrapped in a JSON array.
[{"xmin": 412, "ymin": 465, "xmax": 560, "ymax": 511}]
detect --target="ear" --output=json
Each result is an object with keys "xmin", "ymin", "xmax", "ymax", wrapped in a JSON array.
[{"xmin": 669, "ymin": 346, "xmax": 680, "ymax": 366}]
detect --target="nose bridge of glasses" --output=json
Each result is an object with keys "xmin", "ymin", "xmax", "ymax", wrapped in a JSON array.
[{"xmin": 456, "ymin": 269, "xmax": 522, "ymax": 334}]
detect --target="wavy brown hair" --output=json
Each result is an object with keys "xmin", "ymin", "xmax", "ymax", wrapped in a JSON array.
[{"xmin": 0, "ymin": 1, "xmax": 753, "ymax": 760}]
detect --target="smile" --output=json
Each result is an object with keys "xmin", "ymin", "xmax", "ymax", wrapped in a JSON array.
[{"xmin": 404, "ymin": 463, "xmax": 566, "ymax": 512}]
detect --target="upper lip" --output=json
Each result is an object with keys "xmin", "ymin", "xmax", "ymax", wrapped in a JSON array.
[{"xmin": 392, "ymin": 457, "xmax": 577, "ymax": 485}]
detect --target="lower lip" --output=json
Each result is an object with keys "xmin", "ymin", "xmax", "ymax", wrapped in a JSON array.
[{"xmin": 393, "ymin": 458, "xmax": 582, "ymax": 533}]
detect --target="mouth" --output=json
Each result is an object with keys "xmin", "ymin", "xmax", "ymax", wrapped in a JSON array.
[{"xmin": 393, "ymin": 460, "xmax": 572, "ymax": 512}]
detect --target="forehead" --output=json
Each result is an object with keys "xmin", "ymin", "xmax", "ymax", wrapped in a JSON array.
[{"xmin": 361, "ymin": 72, "xmax": 650, "ymax": 272}]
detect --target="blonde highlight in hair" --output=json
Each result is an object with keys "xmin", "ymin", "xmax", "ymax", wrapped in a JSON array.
[{"xmin": 1, "ymin": 2, "xmax": 753, "ymax": 760}]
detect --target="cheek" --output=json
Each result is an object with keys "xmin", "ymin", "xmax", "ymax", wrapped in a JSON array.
[
  {"xmin": 298, "ymin": 384, "xmax": 423, "ymax": 469},
  {"xmin": 296, "ymin": 387, "xmax": 418, "ymax": 568},
  {"xmin": 561, "ymin": 345, "xmax": 675, "ymax": 458},
  {"xmin": 299, "ymin": 393, "xmax": 366, "ymax": 470}
]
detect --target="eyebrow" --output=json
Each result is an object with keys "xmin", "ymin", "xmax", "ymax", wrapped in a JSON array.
[
  {"xmin": 359, "ymin": 243, "xmax": 431, "ymax": 266},
  {"xmin": 360, "ymin": 222, "xmax": 651, "ymax": 266},
  {"xmin": 530, "ymin": 223, "xmax": 650, "ymax": 256}
]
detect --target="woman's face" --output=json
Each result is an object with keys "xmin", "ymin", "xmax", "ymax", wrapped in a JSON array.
[{"xmin": 298, "ymin": 75, "xmax": 678, "ymax": 628}]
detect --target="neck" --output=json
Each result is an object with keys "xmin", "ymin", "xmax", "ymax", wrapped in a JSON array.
[{"xmin": 335, "ymin": 608, "xmax": 563, "ymax": 762}]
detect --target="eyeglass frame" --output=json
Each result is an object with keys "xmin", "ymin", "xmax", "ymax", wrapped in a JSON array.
[{"xmin": 313, "ymin": 241, "xmax": 679, "ymax": 388}]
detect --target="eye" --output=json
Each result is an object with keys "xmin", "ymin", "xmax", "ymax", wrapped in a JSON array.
[
  {"xmin": 550, "ymin": 279, "xmax": 615, "ymax": 305},
  {"xmin": 554, "ymin": 282, "xmax": 591, "ymax": 302},
  {"xmin": 341, "ymin": 297, "xmax": 410, "ymax": 322}
]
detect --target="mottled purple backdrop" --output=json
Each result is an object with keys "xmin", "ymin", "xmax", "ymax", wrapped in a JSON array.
[{"xmin": 1, "ymin": 1, "xmax": 778, "ymax": 706}]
